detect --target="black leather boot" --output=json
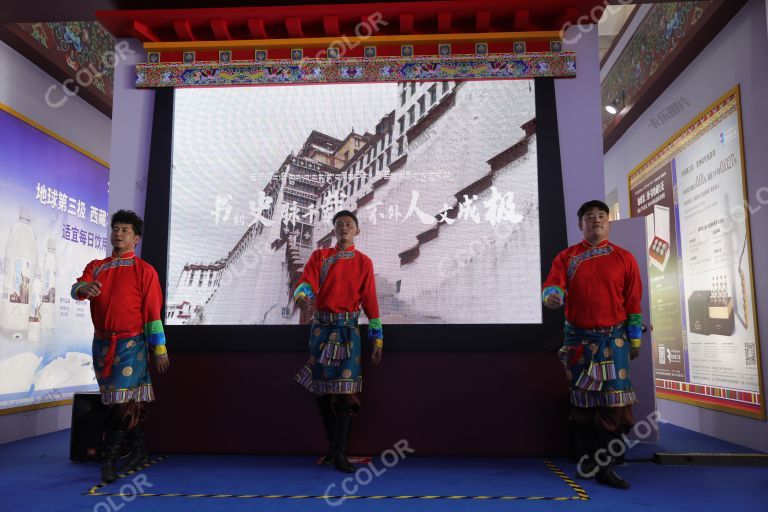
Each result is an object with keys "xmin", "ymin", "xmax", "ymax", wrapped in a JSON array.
[
  {"xmin": 316, "ymin": 396, "xmax": 335, "ymax": 465},
  {"xmin": 122, "ymin": 426, "xmax": 150, "ymax": 471},
  {"xmin": 594, "ymin": 430, "xmax": 630, "ymax": 489},
  {"xmin": 100, "ymin": 430, "xmax": 126, "ymax": 483},
  {"xmin": 596, "ymin": 465, "xmax": 630, "ymax": 489},
  {"xmin": 572, "ymin": 424, "xmax": 598, "ymax": 478},
  {"xmin": 331, "ymin": 414, "xmax": 356, "ymax": 474}
]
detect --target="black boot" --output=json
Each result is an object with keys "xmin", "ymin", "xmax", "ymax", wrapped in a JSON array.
[
  {"xmin": 331, "ymin": 414, "xmax": 356, "ymax": 474},
  {"xmin": 567, "ymin": 421, "xmax": 582, "ymax": 462},
  {"xmin": 122, "ymin": 426, "xmax": 150, "ymax": 471},
  {"xmin": 316, "ymin": 396, "xmax": 335, "ymax": 465},
  {"xmin": 572, "ymin": 424, "xmax": 598, "ymax": 478},
  {"xmin": 596, "ymin": 465, "xmax": 630, "ymax": 489},
  {"xmin": 594, "ymin": 431, "xmax": 630, "ymax": 489},
  {"xmin": 100, "ymin": 430, "xmax": 126, "ymax": 483}
]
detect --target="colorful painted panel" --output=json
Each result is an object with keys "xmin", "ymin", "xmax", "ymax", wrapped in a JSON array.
[
  {"xmin": 17, "ymin": 22, "xmax": 116, "ymax": 99},
  {"xmin": 136, "ymin": 53, "xmax": 575, "ymax": 87},
  {"xmin": 601, "ymin": 2, "xmax": 715, "ymax": 132}
]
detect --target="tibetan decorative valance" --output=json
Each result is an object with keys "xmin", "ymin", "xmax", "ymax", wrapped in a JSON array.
[{"xmin": 136, "ymin": 52, "xmax": 575, "ymax": 87}]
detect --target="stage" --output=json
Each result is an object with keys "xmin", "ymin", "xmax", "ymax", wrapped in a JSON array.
[{"xmin": 1, "ymin": 422, "xmax": 764, "ymax": 512}]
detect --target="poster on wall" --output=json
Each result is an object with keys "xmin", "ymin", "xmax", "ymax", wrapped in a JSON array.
[
  {"xmin": 629, "ymin": 161, "xmax": 687, "ymax": 383},
  {"xmin": 0, "ymin": 105, "xmax": 106, "ymax": 414},
  {"xmin": 628, "ymin": 86, "xmax": 764, "ymax": 419}
]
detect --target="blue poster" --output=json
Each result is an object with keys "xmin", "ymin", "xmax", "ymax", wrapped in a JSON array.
[{"xmin": 0, "ymin": 106, "xmax": 107, "ymax": 412}]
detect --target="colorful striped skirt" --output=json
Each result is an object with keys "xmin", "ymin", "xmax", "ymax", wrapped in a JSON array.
[
  {"xmin": 93, "ymin": 334, "xmax": 154, "ymax": 405},
  {"xmin": 558, "ymin": 322, "xmax": 637, "ymax": 408},
  {"xmin": 295, "ymin": 311, "xmax": 362, "ymax": 395}
]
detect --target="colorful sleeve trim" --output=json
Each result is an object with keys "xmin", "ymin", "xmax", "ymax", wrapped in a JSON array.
[
  {"xmin": 147, "ymin": 332, "xmax": 167, "ymax": 350},
  {"xmin": 630, "ymin": 338, "xmax": 642, "ymax": 349},
  {"xmin": 626, "ymin": 314, "xmax": 642, "ymax": 341},
  {"xmin": 293, "ymin": 282, "xmax": 315, "ymax": 301},
  {"xmin": 154, "ymin": 344, "xmax": 168, "ymax": 357},
  {"xmin": 542, "ymin": 286, "xmax": 564, "ymax": 303},
  {"xmin": 368, "ymin": 317, "xmax": 383, "ymax": 344},
  {"xmin": 144, "ymin": 320, "xmax": 166, "ymax": 347},
  {"xmin": 626, "ymin": 325, "xmax": 642, "ymax": 340},
  {"xmin": 70, "ymin": 282, "xmax": 87, "ymax": 300}
]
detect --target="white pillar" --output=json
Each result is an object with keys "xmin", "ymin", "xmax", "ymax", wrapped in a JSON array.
[
  {"xmin": 555, "ymin": 25, "xmax": 604, "ymax": 244},
  {"xmin": 109, "ymin": 38, "xmax": 155, "ymax": 255}
]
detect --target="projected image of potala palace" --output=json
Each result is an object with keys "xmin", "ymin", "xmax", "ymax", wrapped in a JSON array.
[{"xmin": 167, "ymin": 80, "xmax": 541, "ymax": 325}]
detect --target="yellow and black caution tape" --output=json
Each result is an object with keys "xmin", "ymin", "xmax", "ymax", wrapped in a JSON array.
[
  {"xmin": 544, "ymin": 459, "xmax": 590, "ymax": 501},
  {"xmin": 85, "ymin": 458, "xmax": 589, "ymax": 501},
  {"xmin": 85, "ymin": 493, "xmax": 588, "ymax": 500},
  {"xmin": 85, "ymin": 456, "xmax": 167, "ymax": 495}
]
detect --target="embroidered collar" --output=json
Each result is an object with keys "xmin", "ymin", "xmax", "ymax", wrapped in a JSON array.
[
  {"xmin": 335, "ymin": 243, "xmax": 355, "ymax": 253},
  {"xmin": 111, "ymin": 250, "xmax": 136, "ymax": 259},
  {"xmin": 580, "ymin": 239, "xmax": 609, "ymax": 249}
]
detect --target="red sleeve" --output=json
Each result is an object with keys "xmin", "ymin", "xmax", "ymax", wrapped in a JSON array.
[
  {"xmin": 141, "ymin": 264, "xmax": 165, "ymax": 324},
  {"xmin": 298, "ymin": 250, "xmax": 321, "ymax": 293},
  {"xmin": 141, "ymin": 263, "xmax": 167, "ymax": 347},
  {"xmin": 360, "ymin": 257, "xmax": 380, "ymax": 319},
  {"xmin": 70, "ymin": 260, "xmax": 97, "ymax": 300},
  {"xmin": 623, "ymin": 252, "xmax": 642, "ymax": 315},
  {"xmin": 542, "ymin": 250, "xmax": 568, "ymax": 298}
]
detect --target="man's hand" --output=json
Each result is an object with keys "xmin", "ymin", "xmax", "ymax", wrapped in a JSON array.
[
  {"xmin": 80, "ymin": 281, "xmax": 102, "ymax": 299},
  {"xmin": 544, "ymin": 293, "xmax": 564, "ymax": 309},
  {"xmin": 371, "ymin": 345, "xmax": 383, "ymax": 365},
  {"xmin": 154, "ymin": 354, "xmax": 170, "ymax": 373},
  {"xmin": 296, "ymin": 294, "xmax": 310, "ymax": 312},
  {"xmin": 630, "ymin": 347, "xmax": 640, "ymax": 360}
]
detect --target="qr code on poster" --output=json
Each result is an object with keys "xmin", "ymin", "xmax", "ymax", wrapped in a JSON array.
[{"xmin": 745, "ymin": 342, "xmax": 757, "ymax": 366}]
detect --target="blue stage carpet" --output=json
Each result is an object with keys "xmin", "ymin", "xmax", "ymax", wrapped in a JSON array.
[{"xmin": 1, "ymin": 422, "xmax": 766, "ymax": 512}]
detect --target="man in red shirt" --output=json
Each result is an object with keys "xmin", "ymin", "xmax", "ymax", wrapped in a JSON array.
[
  {"xmin": 71, "ymin": 210, "xmax": 169, "ymax": 483},
  {"xmin": 294, "ymin": 210, "xmax": 383, "ymax": 473},
  {"xmin": 543, "ymin": 200, "xmax": 642, "ymax": 489}
]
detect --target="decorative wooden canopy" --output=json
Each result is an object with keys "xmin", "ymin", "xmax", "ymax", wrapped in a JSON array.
[
  {"xmin": 95, "ymin": 1, "xmax": 607, "ymax": 87},
  {"xmin": 97, "ymin": 1, "xmax": 604, "ymax": 43}
]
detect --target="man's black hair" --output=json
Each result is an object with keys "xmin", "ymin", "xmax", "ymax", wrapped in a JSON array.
[
  {"xmin": 332, "ymin": 210, "xmax": 358, "ymax": 227},
  {"xmin": 577, "ymin": 200, "xmax": 610, "ymax": 222},
  {"xmin": 111, "ymin": 209, "xmax": 144, "ymax": 237}
]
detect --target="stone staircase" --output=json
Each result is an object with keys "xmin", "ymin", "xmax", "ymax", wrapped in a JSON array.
[{"xmin": 374, "ymin": 275, "xmax": 445, "ymax": 324}]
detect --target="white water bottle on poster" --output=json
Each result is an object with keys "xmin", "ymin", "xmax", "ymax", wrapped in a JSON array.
[
  {"xmin": 41, "ymin": 238, "xmax": 57, "ymax": 329},
  {"xmin": 2, "ymin": 207, "xmax": 37, "ymax": 340}
]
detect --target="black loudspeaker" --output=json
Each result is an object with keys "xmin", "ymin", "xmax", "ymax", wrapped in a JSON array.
[{"xmin": 69, "ymin": 392, "xmax": 107, "ymax": 461}]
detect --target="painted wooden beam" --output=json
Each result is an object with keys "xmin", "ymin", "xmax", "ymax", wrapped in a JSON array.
[{"xmin": 172, "ymin": 19, "xmax": 196, "ymax": 41}]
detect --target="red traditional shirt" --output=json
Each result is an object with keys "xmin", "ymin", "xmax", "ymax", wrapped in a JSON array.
[
  {"xmin": 71, "ymin": 250, "xmax": 166, "ymax": 349},
  {"xmin": 542, "ymin": 239, "xmax": 642, "ymax": 336},
  {"xmin": 295, "ymin": 244, "xmax": 380, "ymax": 319}
]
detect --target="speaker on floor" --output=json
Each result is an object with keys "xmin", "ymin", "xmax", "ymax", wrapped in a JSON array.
[{"xmin": 69, "ymin": 392, "xmax": 106, "ymax": 462}]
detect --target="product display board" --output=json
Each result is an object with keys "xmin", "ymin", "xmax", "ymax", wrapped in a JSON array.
[
  {"xmin": 0, "ymin": 105, "xmax": 106, "ymax": 414},
  {"xmin": 628, "ymin": 86, "xmax": 764, "ymax": 419}
]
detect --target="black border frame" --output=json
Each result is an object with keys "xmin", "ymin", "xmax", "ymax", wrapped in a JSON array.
[{"xmin": 142, "ymin": 79, "xmax": 567, "ymax": 352}]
